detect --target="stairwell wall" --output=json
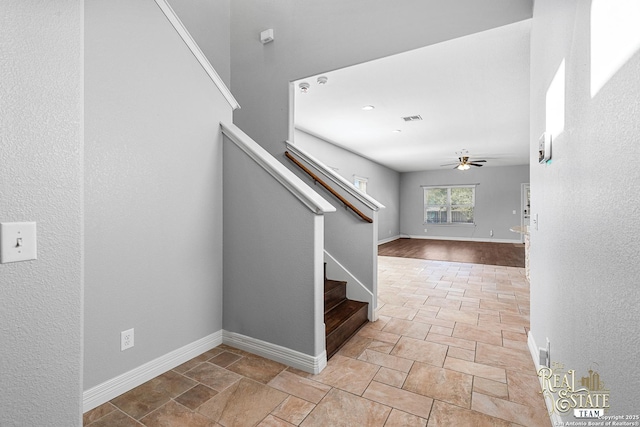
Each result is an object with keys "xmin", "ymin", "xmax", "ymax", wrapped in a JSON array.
[
  {"xmin": 84, "ymin": 0, "xmax": 231, "ymax": 391},
  {"xmin": 222, "ymin": 139, "xmax": 325, "ymax": 358},
  {"xmin": 167, "ymin": 0, "xmax": 231, "ymax": 87},
  {"xmin": 284, "ymin": 141, "xmax": 381, "ymax": 317},
  {"xmin": 294, "ymin": 129, "xmax": 400, "ymax": 243}
]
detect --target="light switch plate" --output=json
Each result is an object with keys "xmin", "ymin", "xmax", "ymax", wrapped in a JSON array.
[{"xmin": 1, "ymin": 222, "xmax": 37, "ymax": 263}]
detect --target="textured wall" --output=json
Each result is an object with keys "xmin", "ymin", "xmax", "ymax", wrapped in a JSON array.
[
  {"xmin": 294, "ymin": 129, "xmax": 401, "ymax": 242},
  {"xmin": 84, "ymin": 0, "xmax": 231, "ymax": 389},
  {"xmin": 530, "ymin": 0, "xmax": 640, "ymax": 416},
  {"xmin": 400, "ymin": 165, "xmax": 529, "ymax": 241},
  {"xmin": 0, "ymin": 1, "xmax": 83, "ymax": 425}
]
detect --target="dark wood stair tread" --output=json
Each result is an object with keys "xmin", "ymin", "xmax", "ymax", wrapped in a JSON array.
[
  {"xmin": 325, "ymin": 299, "xmax": 368, "ymax": 358},
  {"xmin": 324, "ymin": 299, "xmax": 368, "ymax": 335},
  {"xmin": 324, "ymin": 275, "xmax": 368, "ymax": 359}
]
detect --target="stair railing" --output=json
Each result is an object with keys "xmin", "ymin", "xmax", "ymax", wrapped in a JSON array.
[{"xmin": 285, "ymin": 151, "xmax": 373, "ymax": 223}]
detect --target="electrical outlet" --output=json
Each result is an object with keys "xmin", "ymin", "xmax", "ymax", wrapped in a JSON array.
[
  {"xmin": 121, "ymin": 328, "xmax": 134, "ymax": 351},
  {"xmin": 490, "ymin": 229, "xmax": 493, "ymax": 237},
  {"xmin": 424, "ymin": 228, "xmax": 428, "ymax": 232}
]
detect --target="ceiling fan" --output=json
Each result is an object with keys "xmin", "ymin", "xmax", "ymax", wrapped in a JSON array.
[{"xmin": 441, "ymin": 150, "xmax": 487, "ymax": 170}]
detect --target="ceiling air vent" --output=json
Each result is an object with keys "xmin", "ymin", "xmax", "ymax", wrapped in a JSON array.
[{"xmin": 402, "ymin": 115, "xmax": 422, "ymax": 122}]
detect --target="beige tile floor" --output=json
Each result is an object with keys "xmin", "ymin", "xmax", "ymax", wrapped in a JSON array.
[{"xmin": 84, "ymin": 256, "xmax": 550, "ymax": 427}]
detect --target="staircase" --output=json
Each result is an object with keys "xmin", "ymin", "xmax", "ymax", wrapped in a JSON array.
[{"xmin": 324, "ymin": 267, "xmax": 369, "ymax": 359}]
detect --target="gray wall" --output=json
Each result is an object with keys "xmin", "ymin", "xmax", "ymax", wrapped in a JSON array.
[
  {"xmin": 168, "ymin": 0, "xmax": 231, "ymax": 86},
  {"xmin": 530, "ymin": 0, "xmax": 640, "ymax": 416},
  {"xmin": 84, "ymin": 0, "xmax": 231, "ymax": 389},
  {"xmin": 400, "ymin": 165, "xmax": 529, "ymax": 241},
  {"xmin": 223, "ymin": 139, "xmax": 321, "ymax": 355},
  {"xmin": 230, "ymin": 0, "xmax": 534, "ymax": 159},
  {"xmin": 0, "ymin": 1, "xmax": 83, "ymax": 425},
  {"xmin": 324, "ymin": 205, "xmax": 376, "ymax": 295},
  {"xmin": 285, "ymin": 148, "xmax": 378, "ymax": 297},
  {"xmin": 294, "ymin": 129, "xmax": 400, "ymax": 242}
]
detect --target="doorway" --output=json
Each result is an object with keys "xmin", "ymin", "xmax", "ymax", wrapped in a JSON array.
[{"xmin": 521, "ymin": 183, "xmax": 530, "ymax": 243}]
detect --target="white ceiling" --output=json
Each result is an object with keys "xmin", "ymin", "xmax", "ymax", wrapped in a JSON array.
[{"xmin": 294, "ymin": 19, "xmax": 531, "ymax": 173}]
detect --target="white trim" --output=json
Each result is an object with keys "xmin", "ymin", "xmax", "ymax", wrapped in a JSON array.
[
  {"xmin": 223, "ymin": 331, "xmax": 327, "ymax": 374},
  {"xmin": 285, "ymin": 142, "xmax": 384, "ymax": 211},
  {"xmin": 153, "ymin": 0, "xmax": 240, "ymax": 111},
  {"xmin": 83, "ymin": 331, "xmax": 222, "ymax": 413},
  {"xmin": 527, "ymin": 331, "xmax": 540, "ymax": 367},
  {"xmin": 378, "ymin": 235, "xmax": 400, "ymax": 245},
  {"xmin": 221, "ymin": 122, "xmax": 336, "ymax": 215},
  {"xmin": 405, "ymin": 235, "xmax": 522, "ymax": 244},
  {"xmin": 288, "ymin": 82, "xmax": 296, "ymax": 143},
  {"xmin": 528, "ymin": 332, "xmax": 562, "ymax": 426},
  {"xmin": 313, "ymin": 215, "xmax": 327, "ymax": 357}
]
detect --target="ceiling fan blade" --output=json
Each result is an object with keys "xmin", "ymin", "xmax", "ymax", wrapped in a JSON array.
[
  {"xmin": 440, "ymin": 162, "xmax": 459, "ymax": 166},
  {"xmin": 469, "ymin": 159, "xmax": 487, "ymax": 163},
  {"xmin": 453, "ymin": 165, "xmax": 459, "ymax": 169},
  {"xmin": 469, "ymin": 163, "xmax": 483, "ymax": 167}
]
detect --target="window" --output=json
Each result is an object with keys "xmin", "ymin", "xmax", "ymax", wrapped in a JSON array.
[
  {"xmin": 424, "ymin": 185, "xmax": 475, "ymax": 224},
  {"xmin": 353, "ymin": 176, "xmax": 368, "ymax": 194}
]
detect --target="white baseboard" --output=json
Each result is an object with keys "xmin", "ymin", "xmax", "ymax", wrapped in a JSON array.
[
  {"xmin": 378, "ymin": 235, "xmax": 400, "ymax": 245},
  {"xmin": 83, "ymin": 329, "xmax": 327, "ymax": 414},
  {"xmin": 83, "ymin": 330, "xmax": 223, "ymax": 413},
  {"xmin": 405, "ymin": 234, "xmax": 521, "ymax": 244},
  {"xmin": 527, "ymin": 331, "xmax": 540, "ymax": 367},
  {"xmin": 527, "ymin": 332, "xmax": 562, "ymax": 426},
  {"xmin": 223, "ymin": 331, "xmax": 327, "ymax": 374}
]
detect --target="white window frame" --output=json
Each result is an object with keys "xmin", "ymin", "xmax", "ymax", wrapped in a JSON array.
[
  {"xmin": 423, "ymin": 185, "xmax": 476, "ymax": 225},
  {"xmin": 353, "ymin": 175, "xmax": 368, "ymax": 194}
]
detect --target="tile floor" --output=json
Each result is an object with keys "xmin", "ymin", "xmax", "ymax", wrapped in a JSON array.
[{"xmin": 84, "ymin": 256, "xmax": 550, "ymax": 427}]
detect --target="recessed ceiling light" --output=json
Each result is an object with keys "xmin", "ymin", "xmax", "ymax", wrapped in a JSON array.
[
  {"xmin": 317, "ymin": 76, "xmax": 328, "ymax": 85},
  {"xmin": 362, "ymin": 105, "xmax": 375, "ymax": 111},
  {"xmin": 392, "ymin": 129, "xmax": 402, "ymax": 133}
]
